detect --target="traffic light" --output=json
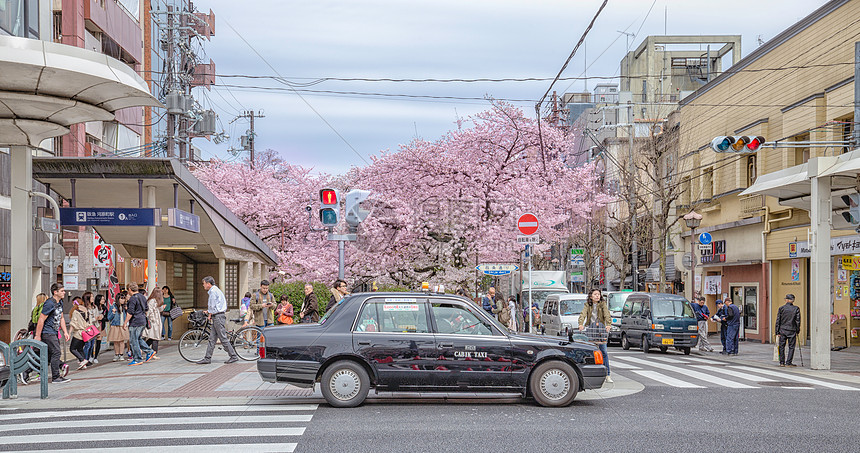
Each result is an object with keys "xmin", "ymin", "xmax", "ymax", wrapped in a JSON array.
[
  {"xmin": 344, "ymin": 189, "xmax": 371, "ymax": 229},
  {"xmin": 319, "ymin": 188, "xmax": 339, "ymax": 226},
  {"xmin": 711, "ymin": 135, "xmax": 766, "ymax": 153},
  {"xmin": 841, "ymin": 193, "xmax": 860, "ymax": 225}
]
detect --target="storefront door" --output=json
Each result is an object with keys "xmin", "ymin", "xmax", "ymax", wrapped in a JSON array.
[{"xmin": 730, "ymin": 284, "xmax": 758, "ymax": 336}]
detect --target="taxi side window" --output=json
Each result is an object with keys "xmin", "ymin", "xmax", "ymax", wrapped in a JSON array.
[
  {"xmin": 355, "ymin": 302, "xmax": 429, "ymax": 333},
  {"xmin": 542, "ymin": 301, "xmax": 552, "ymax": 315},
  {"xmin": 431, "ymin": 303, "xmax": 493, "ymax": 336}
]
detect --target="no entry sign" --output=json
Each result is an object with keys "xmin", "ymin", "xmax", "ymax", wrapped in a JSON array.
[{"xmin": 517, "ymin": 213, "xmax": 539, "ymax": 235}]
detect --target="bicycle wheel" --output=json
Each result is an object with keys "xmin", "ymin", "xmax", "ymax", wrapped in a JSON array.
[
  {"xmin": 178, "ymin": 329, "xmax": 209, "ymax": 362},
  {"xmin": 233, "ymin": 326, "xmax": 262, "ymax": 361}
]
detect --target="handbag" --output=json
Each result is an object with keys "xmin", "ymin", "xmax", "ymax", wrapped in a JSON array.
[
  {"xmin": 169, "ymin": 306, "xmax": 183, "ymax": 320},
  {"xmin": 278, "ymin": 313, "xmax": 294, "ymax": 325},
  {"xmin": 81, "ymin": 325, "xmax": 101, "ymax": 342}
]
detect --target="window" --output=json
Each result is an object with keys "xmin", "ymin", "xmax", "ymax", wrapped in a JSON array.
[
  {"xmin": 680, "ymin": 176, "xmax": 691, "ymax": 207},
  {"xmin": 841, "ymin": 119, "xmax": 853, "ymax": 154},
  {"xmin": 650, "ymin": 296, "xmax": 694, "ymax": 318},
  {"xmin": 630, "ymin": 300, "xmax": 642, "ymax": 317},
  {"xmin": 354, "ymin": 301, "xmax": 429, "ymax": 333},
  {"xmin": 793, "ymin": 133, "xmax": 809, "ymax": 165},
  {"xmin": 431, "ymin": 303, "xmax": 494, "ymax": 336},
  {"xmin": 559, "ymin": 298, "xmax": 586, "ymax": 316},
  {"xmin": 608, "ymin": 293, "xmax": 629, "ymax": 312},
  {"xmin": 0, "ymin": 0, "xmax": 39, "ymax": 38},
  {"xmin": 702, "ymin": 167, "xmax": 714, "ymax": 200}
]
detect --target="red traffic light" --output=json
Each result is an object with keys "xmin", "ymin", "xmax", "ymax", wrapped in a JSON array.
[
  {"xmin": 746, "ymin": 136, "xmax": 766, "ymax": 152},
  {"xmin": 319, "ymin": 188, "xmax": 338, "ymax": 206}
]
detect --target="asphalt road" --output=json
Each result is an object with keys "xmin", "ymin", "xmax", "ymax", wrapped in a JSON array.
[{"xmin": 302, "ymin": 388, "xmax": 855, "ymax": 453}]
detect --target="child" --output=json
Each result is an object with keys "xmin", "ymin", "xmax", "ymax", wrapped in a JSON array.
[{"xmin": 240, "ymin": 292, "xmax": 253, "ymax": 327}]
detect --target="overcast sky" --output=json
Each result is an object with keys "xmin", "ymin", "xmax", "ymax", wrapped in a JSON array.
[{"xmin": 193, "ymin": 0, "xmax": 828, "ymax": 175}]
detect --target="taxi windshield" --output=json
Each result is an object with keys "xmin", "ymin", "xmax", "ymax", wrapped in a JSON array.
[
  {"xmin": 651, "ymin": 296, "xmax": 694, "ymax": 319},
  {"xmin": 560, "ymin": 299, "xmax": 585, "ymax": 315}
]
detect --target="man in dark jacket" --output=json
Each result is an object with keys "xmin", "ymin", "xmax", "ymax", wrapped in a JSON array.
[
  {"xmin": 722, "ymin": 297, "xmax": 741, "ymax": 355},
  {"xmin": 125, "ymin": 282, "xmax": 154, "ymax": 365},
  {"xmin": 481, "ymin": 287, "xmax": 496, "ymax": 315},
  {"xmin": 714, "ymin": 299, "xmax": 728, "ymax": 353},
  {"xmin": 300, "ymin": 284, "xmax": 319, "ymax": 323},
  {"xmin": 775, "ymin": 293, "xmax": 801, "ymax": 367}
]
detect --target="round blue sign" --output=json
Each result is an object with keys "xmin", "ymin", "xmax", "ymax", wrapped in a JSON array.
[{"xmin": 698, "ymin": 232, "xmax": 712, "ymax": 245}]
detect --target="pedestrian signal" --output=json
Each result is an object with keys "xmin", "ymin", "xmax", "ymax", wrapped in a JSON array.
[{"xmin": 319, "ymin": 188, "xmax": 340, "ymax": 226}]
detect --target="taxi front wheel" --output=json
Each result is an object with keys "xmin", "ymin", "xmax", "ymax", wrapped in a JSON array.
[
  {"xmin": 321, "ymin": 360, "xmax": 370, "ymax": 408},
  {"xmin": 530, "ymin": 361, "xmax": 579, "ymax": 407}
]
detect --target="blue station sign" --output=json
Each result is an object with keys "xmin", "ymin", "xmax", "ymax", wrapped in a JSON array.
[
  {"xmin": 167, "ymin": 208, "xmax": 200, "ymax": 233},
  {"xmin": 60, "ymin": 208, "xmax": 162, "ymax": 227}
]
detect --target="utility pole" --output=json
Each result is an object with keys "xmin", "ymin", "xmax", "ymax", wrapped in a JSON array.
[
  {"xmin": 229, "ymin": 110, "xmax": 264, "ymax": 168},
  {"xmin": 249, "ymin": 110, "xmax": 256, "ymax": 167},
  {"xmin": 629, "ymin": 103, "xmax": 638, "ymax": 291},
  {"xmin": 165, "ymin": 6, "xmax": 175, "ymax": 157}
]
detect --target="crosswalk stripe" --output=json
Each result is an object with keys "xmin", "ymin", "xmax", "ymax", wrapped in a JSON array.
[
  {"xmin": 649, "ymin": 356, "xmax": 690, "ymax": 364},
  {"xmin": 15, "ymin": 444, "xmax": 297, "ymax": 453},
  {"xmin": 0, "ymin": 414, "xmax": 314, "ymax": 432},
  {"xmin": 617, "ymin": 356, "xmax": 757, "ymax": 388},
  {"xmin": 629, "ymin": 370, "xmax": 704, "ymax": 388},
  {"xmin": 677, "ymin": 356, "xmax": 727, "ymax": 365},
  {"xmin": 0, "ymin": 404, "xmax": 318, "ymax": 421},
  {"xmin": 608, "ymin": 360, "xmax": 640, "ymax": 369},
  {"xmin": 0, "ymin": 428, "xmax": 306, "ymax": 445},
  {"xmin": 689, "ymin": 365, "xmax": 777, "ymax": 382},
  {"xmin": 730, "ymin": 366, "xmax": 860, "ymax": 391}
]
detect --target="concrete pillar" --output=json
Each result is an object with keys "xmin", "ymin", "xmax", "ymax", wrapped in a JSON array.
[
  {"xmin": 809, "ymin": 161, "xmax": 832, "ymax": 370},
  {"xmin": 10, "ymin": 146, "xmax": 33, "ymax": 335},
  {"xmin": 239, "ymin": 261, "xmax": 250, "ymax": 300},
  {"xmin": 146, "ymin": 186, "xmax": 157, "ymax": 294},
  {"xmin": 218, "ymin": 258, "xmax": 226, "ymax": 289}
]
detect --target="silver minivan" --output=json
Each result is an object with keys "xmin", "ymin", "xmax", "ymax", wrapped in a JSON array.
[{"xmin": 541, "ymin": 293, "xmax": 587, "ymax": 336}]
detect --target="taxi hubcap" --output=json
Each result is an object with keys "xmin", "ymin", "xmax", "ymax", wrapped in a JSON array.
[
  {"xmin": 330, "ymin": 369, "xmax": 360, "ymax": 400},
  {"xmin": 540, "ymin": 369, "xmax": 570, "ymax": 400}
]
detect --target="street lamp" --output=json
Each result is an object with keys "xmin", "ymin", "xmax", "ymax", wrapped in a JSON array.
[{"xmin": 683, "ymin": 211, "xmax": 703, "ymax": 299}]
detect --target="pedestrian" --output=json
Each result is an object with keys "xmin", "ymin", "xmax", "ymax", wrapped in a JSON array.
[
  {"xmin": 299, "ymin": 284, "xmax": 319, "ymax": 323},
  {"xmin": 239, "ymin": 292, "xmax": 253, "ymax": 327},
  {"xmin": 161, "ymin": 286, "xmax": 176, "ymax": 340},
  {"xmin": 107, "ymin": 292, "xmax": 129, "ymax": 361},
  {"xmin": 507, "ymin": 296, "xmax": 519, "ymax": 331},
  {"xmin": 34, "ymin": 283, "xmax": 71, "ymax": 383},
  {"xmin": 494, "ymin": 293, "xmax": 510, "ymax": 325},
  {"xmin": 692, "ymin": 296, "xmax": 715, "ymax": 352},
  {"xmin": 68, "ymin": 297, "xmax": 91, "ymax": 371},
  {"xmin": 94, "ymin": 294, "xmax": 108, "ymax": 357},
  {"xmin": 775, "ymin": 294, "xmax": 801, "ymax": 367},
  {"xmin": 579, "ymin": 288, "xmax": 612, "ymax": 383},
  {"xmin": 722, "ymin": 297, "xmax": 741, "ymax": 355},
  {"xmin": 530, "ymin": 302, "xmax": 541, "ymax": 334},
  {"xmin": 327, "ymin": 279, "xmax": 349, "ymax": 314},
  {"xmin": 250, "ymin": 279, "xmax": 276, "ymax": 328},
  {"xmin": 197, "ymin": 276, "xmax": 239, "ymax": 364},
  {"xmin": 713, "ymin": 299, "xmax": 728, "ymax": 353},
  {"xmin": 28, "ymin": 293, "xmax": 48, "ymax": 335},
  {"xmin": 142, "ymin": 287, "xmax": 165, "ymax": 360},
  {"xmin": 124, "ymin": 282, "xmax": 154, "ymax": 366},
  {"xmin": 275, "ymin": 294, "xmax": 294, "ymax": 325},
  {"xmin": 481, "ymin": 287, "xmax": 496, "ymax": 315}
]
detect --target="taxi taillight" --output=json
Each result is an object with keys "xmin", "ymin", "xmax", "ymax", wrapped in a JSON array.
[
  {"xmin": 593, "ymin": 350, "xmax": 604, "ymax": 365},
  {"xmin": 258, "ymin": 335, "xmax": 266, "ymax": 359}
]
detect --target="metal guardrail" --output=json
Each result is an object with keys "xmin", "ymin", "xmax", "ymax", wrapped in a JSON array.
[{"xmin": 1, "ymin": 338, "xmax": 49, "ymax": 399}]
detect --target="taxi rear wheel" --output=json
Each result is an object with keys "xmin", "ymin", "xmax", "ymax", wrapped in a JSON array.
[
  {"xmin": 530, "ymin": 361, "xmax": 579, "ymax": 407},
  {"xmin": 320, "ymin": 360, "xmax": 370, "ymax": 408}
]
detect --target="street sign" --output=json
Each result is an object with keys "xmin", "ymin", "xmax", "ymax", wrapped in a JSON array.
[
  {"xmin": 517, "ymin": 234, "xmax": 540, "ymax": 244},
  {"xmin": 789, "ymin": 242, "xmax": 797, "ymax": 258},
  {"xmin": 682, "ymin": 253, "xmax": 692, "ymax": 269},
  {"xmin": 570, "ymin": 247, "xmax": 585, "ymax": 257},
  {"xmin": 476, "ymin": 263, "xmax": 519, "ymax": 275},
  {"xmin": 39, "ymin": 217, "xmax": 60, "ymax": 234},
  {"xmin": 517, "ymin": 213, "xmax": 539, "ymax": 235},
  {"xmin": 698, "ymin": 244, "xmax": 713, "ymax": 254},
  {"xmin": 167, "ymin": 208, "xmax": 200, "ymax": 233},
  {"xmin": 570, "ymin": 271, "xmax": 585, "ymax": 283},
  {"xmin": 60, "ymin": 208, "xmax": 162, "ymax": 227},
  {"xmin": 37, "ymin": 242, "xmax": 65, "ymax": 268},
  {"xmin": 698, "ymin": 232, "xmax": 712, "ymax": 245},
  {"xmin": 570, "ymin": 257, "xmax": 585, "ymax": 267}
]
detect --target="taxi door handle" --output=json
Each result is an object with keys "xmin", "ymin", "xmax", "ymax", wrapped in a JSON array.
[
  {"xmin": 439, "ymin": 343, "xmax": 454, "ymax": 348},
  {"xmin": 358, "ymin": 341, "xmax": 370, "ymax": 346}
]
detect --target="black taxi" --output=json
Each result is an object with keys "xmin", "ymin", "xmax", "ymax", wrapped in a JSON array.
[{"xmin": 257, "ymin": 292, "xmax": 607, "ymax": 407}]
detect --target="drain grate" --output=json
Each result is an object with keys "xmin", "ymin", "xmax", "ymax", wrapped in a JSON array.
[{"xmin": 758, "ymin": 381, "xmax": 812, "ymax": 388}]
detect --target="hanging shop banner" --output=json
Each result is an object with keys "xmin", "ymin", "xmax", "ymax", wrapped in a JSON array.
[{"xmin": 93, "ymin": 231, "xmax": 113, "ymax": 268}]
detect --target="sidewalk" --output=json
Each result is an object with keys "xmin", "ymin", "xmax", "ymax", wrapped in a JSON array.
[
  {"xmin": 686, "ymin": 336, "xmax": 860, "ymax": 376},
  {"xmin": 1, "ymin": 340, "xmax": 313, "ymax": 409}
]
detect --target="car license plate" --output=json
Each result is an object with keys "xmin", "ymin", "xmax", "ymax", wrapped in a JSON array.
[{"xmin": 661, "ymin": 338, "xmax": 674, "ymax": 345}]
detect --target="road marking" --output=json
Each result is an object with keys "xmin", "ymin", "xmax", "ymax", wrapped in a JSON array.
[
  {"xmin": 618, "ymin": 356, "xmax": 757, "ymax": 388},
  {"xmin": 21, "ymin": 444, "xmax": 297, "ymax": 453},
  {"xmin": 649, "ymin": 356, "xmax": 689, "ymax": 364},
  {"xmin": 629, "ymin": 370, "xmax": 704, "ymax": 388},
  {"xmin": 608, "ymin": 360, "xmax": 640, "ymax": 369},
  {"xmin": 689, "ymin": 365, "xmax": 777, "ymax": 382},
  {"xmin": 730, "ymin": 366, "xmax": 860, "ymax": 391},
  {"xmin": 679, "ymin": 356, "xmax": 727, "ymax": 365},
  {"xmin": 0, "ymin": 404, "xmax": 319, "ymax": 421},
  {"xmin": 0, "ymin": 428, "xmax": 306, "ymax": 445},
  {"xmin": 0, "ymin": 414, "xmax": 314, "ymax": 432}
]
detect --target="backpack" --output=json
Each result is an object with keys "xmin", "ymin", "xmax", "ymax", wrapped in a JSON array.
[{"xmin": 31, "ymin": 302, "xmax": 44, "ymax": 325}]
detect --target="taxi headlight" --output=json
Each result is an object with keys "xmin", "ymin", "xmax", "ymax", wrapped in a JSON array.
[
  {"xmin": 688, "ymin": 325, "xmax": 698, "ymax": 331},
  {"xmin": 610, "ymin": 325, "xmax": 620, "ymax": 331}
]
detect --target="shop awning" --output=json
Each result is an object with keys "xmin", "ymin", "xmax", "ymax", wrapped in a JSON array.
[
  {"xmin": 645, "ymin": 255, "xmax": 678, "ymax": 281},
  {"xmin": 31, "ymin": 157, "xmax": 278, "ymax": 266},
  {"xmin": 741, "ymin": 148, "xmax": 860, "ymax": 230}
]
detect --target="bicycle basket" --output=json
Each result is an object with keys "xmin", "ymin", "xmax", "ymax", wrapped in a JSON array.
[{"xmin": 188, "ymin": 310, "xmax": 207, "ymax": 328}]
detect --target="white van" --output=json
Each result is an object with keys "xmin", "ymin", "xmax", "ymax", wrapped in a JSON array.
[{"xmin": 541, "ymin": 293, "xmax": 587, "ymax": 336}]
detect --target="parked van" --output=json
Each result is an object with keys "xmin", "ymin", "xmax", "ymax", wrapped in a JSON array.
[
  {"xmin": 605, "ymin": 291, "xmax": 631, "ymax": 345},
  {"xmin": 619, "ymin": 293, "xmax": 698, "ymax": 354},
  {"xmin": 541, "ymin": 293, "xmax": 586, "ymax": 336}
]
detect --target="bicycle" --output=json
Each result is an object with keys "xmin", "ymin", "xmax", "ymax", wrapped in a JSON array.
[{"xmin": 178, "ymin": 311, "xmax": 263, "ymax": 362}]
